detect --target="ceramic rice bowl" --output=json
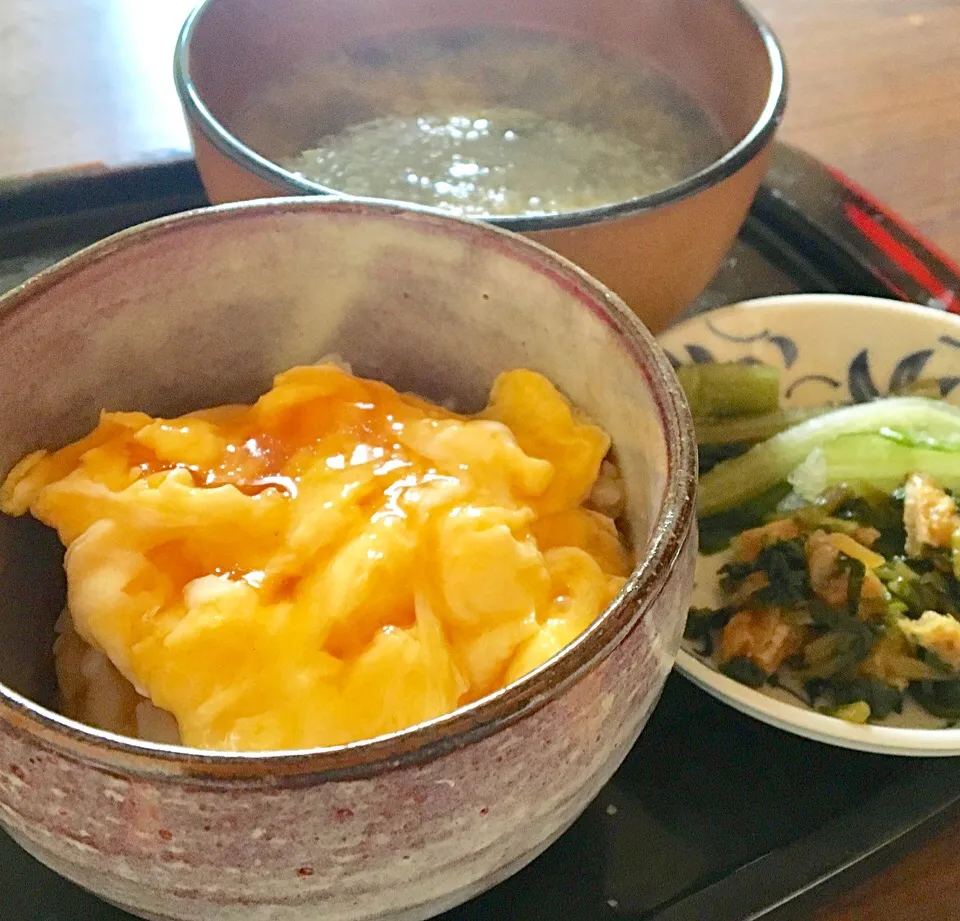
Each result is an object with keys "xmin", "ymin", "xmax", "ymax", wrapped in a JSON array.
[{"xmin": 0, "ymin": 199, "xmax": 697, "ymax": 921}]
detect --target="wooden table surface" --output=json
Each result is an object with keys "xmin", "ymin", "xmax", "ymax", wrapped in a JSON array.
[{"xmin": 1, "ymin": 1, "xmax": 960, "ymax": 920}]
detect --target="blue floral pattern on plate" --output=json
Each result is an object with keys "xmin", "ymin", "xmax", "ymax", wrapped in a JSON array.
[{"xmin": 663, "ymin": 314, "xmax": 960, "ymax": 406}]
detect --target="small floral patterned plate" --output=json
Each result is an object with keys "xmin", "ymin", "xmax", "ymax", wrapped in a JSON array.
[{"xmin": 660, "ymin": 294, "xmax": 960, "ymax": 756}]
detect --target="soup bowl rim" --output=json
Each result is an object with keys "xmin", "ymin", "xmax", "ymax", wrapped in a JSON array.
[{"xmin": 171, "ymin": 0, "xmax": 787, "ymax": 231}]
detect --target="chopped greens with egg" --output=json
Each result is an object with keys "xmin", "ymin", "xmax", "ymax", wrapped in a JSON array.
[{"xmin": 681, "ymin": 362, "xmax": 960, "ymax": 725}]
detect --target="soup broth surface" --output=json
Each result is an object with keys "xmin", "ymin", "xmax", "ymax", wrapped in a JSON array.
[{"xmin": 234, "ymin": 27, "xmax": 727, "ymax": 217}]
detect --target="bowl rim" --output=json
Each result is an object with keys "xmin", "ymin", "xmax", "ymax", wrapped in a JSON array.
[
  {"xmin": 0, "ymin": 196, "xmax": 697, "ymax": 781},
  {"xmin": 171, "ymin": 0, "xmax": 787, "ymax": 232},
  {"xmin": 662, "ymin": 293, "xmax": 960, "ymax": 757}
]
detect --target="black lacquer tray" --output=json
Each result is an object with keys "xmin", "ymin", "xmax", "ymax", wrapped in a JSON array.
[{"xmin": 1, "ymin": 143, "xmax": 958, "ymax": 921}]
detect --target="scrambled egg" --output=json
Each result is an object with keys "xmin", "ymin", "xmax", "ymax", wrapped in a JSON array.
[
  {"xmin": 898, "ymin": 611, "xmax": 960, "ymax": 672},
  {"xmin": 0, "ymin": 365, "xmax": 630, "ymax": 751}
]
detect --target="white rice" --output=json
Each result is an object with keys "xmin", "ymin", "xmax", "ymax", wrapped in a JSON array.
[
  {"xmin": 54, "ymin": 610, "xmax": 180, "ymax": 745},
  {"xmin": 586, "ymin": 459, "xmax": 626, "ymax": 519}
]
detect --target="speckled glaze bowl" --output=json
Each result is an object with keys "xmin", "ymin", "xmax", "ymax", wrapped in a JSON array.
[
  {"xmin": 173, "ymin": 0, "xmax": 787, "ymax": 333},
  {"xmin": 0, "ymin": 199, "xmax": 697, "ymax": 921}
]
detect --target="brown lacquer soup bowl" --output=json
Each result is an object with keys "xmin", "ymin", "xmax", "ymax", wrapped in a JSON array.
[
  {"xmin": 173, "ymin": 0, "xmax": 786, "ymax": 333},
  {"xmin": 0, "ymin": 199, "xmax": 697, "ymax": 921}
]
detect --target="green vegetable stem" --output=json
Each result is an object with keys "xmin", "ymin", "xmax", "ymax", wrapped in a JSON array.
[
  {"xmin": 676, "ymin": 362, "xmax": 780, "ymax": 419},
  {"xmin": 697, "ymin": 397, "xmax": 960, "ymax": 516},
  {"xmin": 694, "ymin": 407, "xmax": 831, "ymax": 446},
  {"xmin": 789, "ymin": 433, "xmax": 960, "ymax": 500}
]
